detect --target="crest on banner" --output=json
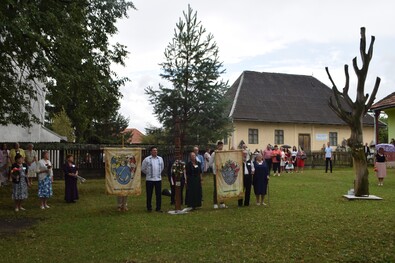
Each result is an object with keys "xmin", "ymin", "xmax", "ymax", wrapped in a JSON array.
[{"xmin": 105, "ymin": 148, "xmax": 142, "ymax": 196}]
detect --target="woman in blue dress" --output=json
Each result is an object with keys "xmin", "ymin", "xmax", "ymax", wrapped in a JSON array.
[
  {"xmin": 37, "ymin": 151, "xmax": 53, "ymax": 209},
  {"xmin": 252, "ymin": 153, "xmax": 269, "ymax": 206},
  {"xmin": 11, "ymin": 154, "xmax": 30, "ymax": 211}
]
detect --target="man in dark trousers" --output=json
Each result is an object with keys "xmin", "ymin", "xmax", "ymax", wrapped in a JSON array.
[
  {"xmin": 238, "ymin": 150, "xmax": 254, "ymax": 207},
  {"xmin": 142, "ymin": 146, "xmax": 164, "ymax": 212}
]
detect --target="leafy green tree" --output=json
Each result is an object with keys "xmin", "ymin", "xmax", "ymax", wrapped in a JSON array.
[
  {"xmin": 85, "ymin": 113, "xmax": 129, "ymax": 144},
  {"xmin": 142, "ymin": 126, "xmax": 171, "ymax": 145},
  {"xmin": 145, "ymin": 5, "xmax": 232, "ymax": 151},
  {"xmin": 0, "ymin": 0, "xmax": 134, "ymax": 142},
  {"xmin": 51, "ymin": 108, "xmax": 75, "ymax": 142}
]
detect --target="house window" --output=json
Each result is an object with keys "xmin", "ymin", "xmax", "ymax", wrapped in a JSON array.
[
  {"xmin": 248, "ymin": 129, "xmax": 258, "ymax": 144},
  {"xmin": 275, "ymin": 130, "xmax": 284, "ymax": 145},
  {"xmin": 329, "ymin": 132, "xmax": 338, "ymax": 146}
]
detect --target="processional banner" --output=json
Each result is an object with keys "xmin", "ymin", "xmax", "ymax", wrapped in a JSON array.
[
  {"xmin": 215, "ymin": 150, "xmax": 243, "ymax": 202},
  {"xmin": 105, "ymin": 148, "xmax": 142, "ymax": 196}
]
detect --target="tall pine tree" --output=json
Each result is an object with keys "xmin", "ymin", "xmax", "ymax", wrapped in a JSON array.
[{"xmin": 146, "ymin": 5, "xmax": 232, "ymax": 150}]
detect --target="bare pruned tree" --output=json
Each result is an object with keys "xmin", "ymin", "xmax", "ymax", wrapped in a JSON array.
[{"xmin": 325, "ymin": 27, "xmax": 381, "ymax": 196}]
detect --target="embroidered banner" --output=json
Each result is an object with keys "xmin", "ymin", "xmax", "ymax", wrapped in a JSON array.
[
  {"xmin": 105, "ymin": 148, "xmax": 142, "ymax": 196},
  {"xmin": 215, "ymin": 150, "xmax": 243, "ymax": 202}
]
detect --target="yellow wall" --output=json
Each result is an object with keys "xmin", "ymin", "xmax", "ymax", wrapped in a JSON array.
[{"xmin": 228, "ymin": 121, "xmax": 375, "ymax": 151}]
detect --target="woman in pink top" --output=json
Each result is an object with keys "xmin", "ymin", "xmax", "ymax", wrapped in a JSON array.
[
  {"xmin": 262, "ymin": 144, "xmax": 273, "ymax": 175},
  {"xmin": 271, "ymin": 145, "xmax": 282, "ymax": 176}
]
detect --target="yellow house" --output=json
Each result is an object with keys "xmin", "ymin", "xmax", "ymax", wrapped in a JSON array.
[{"xmin": 225, "ymin": 71, "xmax": 376, "ymax": 151}]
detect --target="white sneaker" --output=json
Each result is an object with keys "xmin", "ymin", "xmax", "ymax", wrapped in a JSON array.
[
  {"xmin": 40, "ymin": 206, "xmax": 45, "ymax": 210},
  {"xmin": 256, "ymin": 203, "xmax": 261, "ymax": 206},
  {"xmin": 213, "ymin": 204, "xmax": 219, "ymax": 209},
  {"xmin": 45, "ymin": 205, "xmax": 50, "ymax": 209},
  {"xmin": 261, "ymin": 202, "xmax": 267, "ymax": 206},
  {"xmin": 219, "ymin": 203, "xmax": 228, "ymax": 209}
]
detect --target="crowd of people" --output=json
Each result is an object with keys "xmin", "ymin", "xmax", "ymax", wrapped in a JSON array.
[
  {"xmin": 0, "ymin": 143, "xmax": 79, "ymax": 212},
  {"xmin": 151, "ymin": 142, "xmax": 309, "ymax": 211},
  {"xmin": 0, "ymin": 141, "xmax": 389, "ymax": 213}
]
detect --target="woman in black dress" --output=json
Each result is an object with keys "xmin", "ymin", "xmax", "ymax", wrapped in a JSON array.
[
  {"xmin": 253, "ymin": 153, "xmax": 269, "ymax": 206},
  {"xmin": 64, "ymin": 154, "xmax": 79, "ymax": 203},
  {"xmin": 185, "ymin": 152, "xmax": 202, "ymax": 209}
]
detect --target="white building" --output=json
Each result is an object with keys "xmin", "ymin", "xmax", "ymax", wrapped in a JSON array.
[{"xmin": 0, "ymin": 83, "xmax": 66, "ymax": 143}]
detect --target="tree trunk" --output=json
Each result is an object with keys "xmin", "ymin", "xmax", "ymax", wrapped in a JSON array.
[{"xmin": 349, "ymin": 121, "xmax": 369, "ymax": 196}]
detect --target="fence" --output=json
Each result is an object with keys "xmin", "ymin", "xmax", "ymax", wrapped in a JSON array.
[
  {"xmin": 307, "ymin": 151, "xmax": 354, "ymax": 168},
  {"xmin": 2, "ymin": 142, "xmax": 359, "ymax": 178}
]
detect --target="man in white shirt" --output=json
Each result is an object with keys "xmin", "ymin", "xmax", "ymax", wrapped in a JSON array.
[
  {"xmin": 325, "ymin": 142, "xmax": 333, "ymax": 173},
  {"xmin": 142, "ymin": 146, "xmax": 164, "ymax": 212}
]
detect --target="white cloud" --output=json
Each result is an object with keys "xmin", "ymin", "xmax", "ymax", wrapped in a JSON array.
[{"xmin": 111, "ymin": 0, "xmax": 395, "ymax": 132}]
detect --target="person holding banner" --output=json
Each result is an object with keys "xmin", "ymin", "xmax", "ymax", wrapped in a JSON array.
[
  {"xmin": 185, "ymin": 152, "xmax": 202, "ymax": 209},
  {"xmin": 209, "ymin": 141, "xmax": 227, "ymax": 209},
  {"xmin": 238, "ymin": 150, "xmax": 254, "ymax": 207},
  {"xmin": 142, "ymin": 146, "xmax": 164, "ymax": 212},
  {"xmin": 252, "ymin": 153, "xmax": 269, "ymax": 206}
]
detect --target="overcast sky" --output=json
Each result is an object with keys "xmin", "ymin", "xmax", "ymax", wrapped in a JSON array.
[{"xmin": 110, "ymin": 0, "xmax": 395, "ymax": 133}]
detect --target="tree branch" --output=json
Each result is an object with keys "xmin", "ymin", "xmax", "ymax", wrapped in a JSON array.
[
  {"xmin": 359, "ymin": 27, "xmax": 366, "ymax": 65},
  {"xmin": 352, "ymin": 57, "xmax": 360, "ymax": 76},
  {"xmin": 367, "ymin": 35, "xmax": 375, "ymax": 61},
  {"xmin": 365, "ymin": 77, "xmax": 381, "ymax": 113},
  {"xmin": 326, "ymin": 67, "xmax": 351, "ymax": 111},
  {"xmin": 342, "ymin": 64, "xmax": 354, "ymax": 108},
  {"xmin": 328, "ymin": 97, "xmax": 352, "ymax": 124}
]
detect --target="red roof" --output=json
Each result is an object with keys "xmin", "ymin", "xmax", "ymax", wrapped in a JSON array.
[
  {"xmin": 371, "ymin": 92, "xmax": 395, "ymax": 111},
  {"xmin": 122, "ymin": 128, "xmax": 145, "ymax": 144}
]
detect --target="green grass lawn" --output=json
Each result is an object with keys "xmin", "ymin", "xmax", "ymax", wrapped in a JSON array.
[{"xmin": 0, "ymin": 168, "xmax": 394, "ymax": 263}]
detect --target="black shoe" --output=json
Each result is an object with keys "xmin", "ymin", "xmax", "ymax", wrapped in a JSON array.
[
  {"xmin": 155, "ymin": 210, "xmax": 163, "ymax": 213},
  {"xmin": 147, "ymin": 209, "xmax": 152, "ymax": 212}
]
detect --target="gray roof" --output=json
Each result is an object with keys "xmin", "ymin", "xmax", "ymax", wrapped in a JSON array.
[{"xmin": 227, "ymin": 71, "xmax": 375, "ymax": 126}]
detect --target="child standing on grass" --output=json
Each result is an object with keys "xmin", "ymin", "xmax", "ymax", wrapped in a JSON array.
[{"xmin": 11, "ymin": 154, "xmax": 30, "ymax": 212}]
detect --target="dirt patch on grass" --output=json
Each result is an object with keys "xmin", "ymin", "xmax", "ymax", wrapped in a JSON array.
[{"xmin": 0, "ymin": 218, "xmax": 38, "ymax": 238}]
